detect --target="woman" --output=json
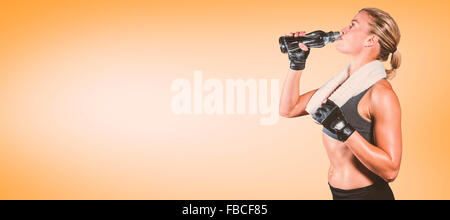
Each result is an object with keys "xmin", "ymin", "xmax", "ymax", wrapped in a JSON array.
[{"xmin": 279, "ymin": 8, "xmax": 402, "ymax": 200}]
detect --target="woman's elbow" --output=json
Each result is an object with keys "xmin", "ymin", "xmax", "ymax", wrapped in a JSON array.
[
  {"xmin": 280, "ymin": 109, "xmax": 299, "ymax": 118},
  {"xmin": 279, "ymin": 111, "xmax": 291, "ymax": 118},
  {"xmin": 383, "ymin": 168, "xmax": 400, "ymax": 183},
  {"xmin": 279, "ymin": 107, "xmax": 293, "ymax": 118}
]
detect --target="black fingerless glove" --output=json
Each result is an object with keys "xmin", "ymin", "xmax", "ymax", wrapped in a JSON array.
[
  {"xmin": 280, "ymin": 37, "xmax": 311, "ymax": 70},
  {"xmin": 288, "ymin": 47, "xmax": 310, "ymax": 70},
  {"xmin": 312, "ymin": 99, "xmax": 355, "ymax": 142}
]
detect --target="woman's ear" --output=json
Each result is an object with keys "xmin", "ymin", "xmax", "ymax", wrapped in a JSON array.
[{"xmin": 364, "ymin": 34, "xmax": 379, "ymax": 47}]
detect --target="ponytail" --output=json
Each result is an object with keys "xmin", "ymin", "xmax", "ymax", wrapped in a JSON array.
[{"xmin": 386, "ymin": 50, "xmax": 401, "ymax": 80}]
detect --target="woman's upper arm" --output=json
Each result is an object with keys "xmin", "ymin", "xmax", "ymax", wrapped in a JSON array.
[
  {"xmin": 284, "ymin": 89, "xmax": 318, "ymax": 118},
  {"xmin": 371, "ymin": 85, "xmax": 402, "ymax": 169}
]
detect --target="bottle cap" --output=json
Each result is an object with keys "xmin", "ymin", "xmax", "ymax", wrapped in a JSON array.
[{"xmin": 328, "ymin": 31, "xmax": 341, "ymax": 43}]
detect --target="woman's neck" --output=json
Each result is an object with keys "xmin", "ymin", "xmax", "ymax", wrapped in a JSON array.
[{"xmin": 348, "ymin": 54, "xmax": 377, "ymax": 76}]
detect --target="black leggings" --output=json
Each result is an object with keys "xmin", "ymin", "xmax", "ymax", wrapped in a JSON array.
[{"xmin": 329, "ymin": 181, "xmax": 395, "ymax": 200}]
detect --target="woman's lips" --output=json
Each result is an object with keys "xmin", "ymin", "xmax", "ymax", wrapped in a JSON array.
[{"xmin": 340, "ymin": 36, "xmax": 343, "ymax": 40}]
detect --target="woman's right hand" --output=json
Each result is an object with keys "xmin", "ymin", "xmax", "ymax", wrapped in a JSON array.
[
  {"xmin": 286, "ymin": 31, "xmax": 310, "ymax": 51},
  {"xmin": 285, "ymin": 31, "xmax": 311, "ymax": 71}
]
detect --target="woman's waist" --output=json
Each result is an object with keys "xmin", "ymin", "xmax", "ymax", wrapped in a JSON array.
[{"xmin": 328, "ymin": 164, "xmax": 385, "ymax": 190}]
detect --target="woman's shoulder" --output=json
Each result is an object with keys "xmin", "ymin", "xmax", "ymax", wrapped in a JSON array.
[
  {"xmin": 368, "ymin": 79, "xmax": 401, "ymax": 115},
  {"xmin": 370, "ymin": 79, "xmax": 393, "ymax": 93}
]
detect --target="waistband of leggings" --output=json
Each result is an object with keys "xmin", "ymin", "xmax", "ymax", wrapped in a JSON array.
[{"xmin": 328, "ymin": 181, "xmax": 387, "ymax": 193}]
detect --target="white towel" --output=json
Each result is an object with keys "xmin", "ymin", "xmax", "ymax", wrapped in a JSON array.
[{"xmin": 305, "ymin": 60, "xmax": 386, "ymax": 115}]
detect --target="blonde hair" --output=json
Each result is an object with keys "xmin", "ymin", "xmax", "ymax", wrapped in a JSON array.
[{"xmin": 360, "ymin": 8, "xmax": 401, "ymax": 80}]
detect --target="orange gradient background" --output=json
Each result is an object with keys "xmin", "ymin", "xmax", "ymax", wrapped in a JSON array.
[{"xmin": 0, "ymin": 0, "xmax": 449, "ymax": 199}]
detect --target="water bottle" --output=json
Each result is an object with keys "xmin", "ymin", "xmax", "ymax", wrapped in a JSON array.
[{"xmin": 279, "ymin": 30, "xmax": 341, "ymax": 53}]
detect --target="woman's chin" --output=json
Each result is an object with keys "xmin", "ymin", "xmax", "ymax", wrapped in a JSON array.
[
  {"xmin": 335, "ymin": 45, "xmax": 351, "ymax": 55},
  {"xmin": 335, "ymin": 46, "xmax": 346, "ymax": 54}
]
